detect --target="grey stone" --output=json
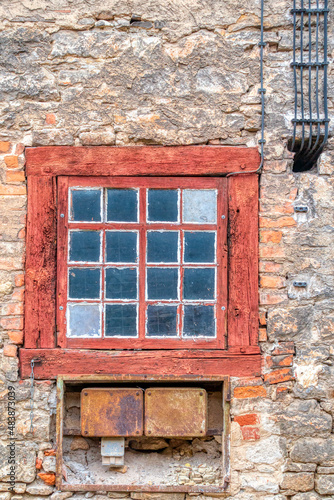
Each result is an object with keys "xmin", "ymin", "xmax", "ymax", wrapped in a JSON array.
[
  {"xmin": 317, "ymin": 466, "xmax": 334, "ymax": 473},
  {"xmin": 267, "ymin": 306, "xmax": 313, "ymax": 342},
  {"xmin": 315, "ymin": 474, "xmax": 334, "ymax": 495},
  {"xmin": 291, "ymin": 494, "xmax": 321, "ymax": 500},
  {"xmin": 0, "ymin": 441, "xmax": 36, "ymax": 482},
  {"xmin": 26, "ymin": 481, "xmax": 54, "ymax": 495},
  {"xmin": 277, "ymin": 399, "xmax": 332, "ymax": 436},
  {"xmin": 51, "ymin": 493, "xmax": 73, "ymax": 500},
  {"xmin": 290, "ymin": 437, "xmax": 334, "ymax": 465},
  {"xmin": 285, "ymin": 460, "xmax": 317, "ymax": 472}
]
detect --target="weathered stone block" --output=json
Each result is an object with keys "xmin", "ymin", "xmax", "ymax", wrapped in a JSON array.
[
  {"xmin": 280, "ymin": 472, "xmax": 314, "ymax": 492},
  {"xmin": 277, "ymin": 399, "xmax": 332, "ymax": 436},
  {"xmin": 315, "ymin": 474, "xmax": 334, "ymax": 495},
  {"xmin": 290, "ymin": 437, "xmax": 334, "ymax": 465}
]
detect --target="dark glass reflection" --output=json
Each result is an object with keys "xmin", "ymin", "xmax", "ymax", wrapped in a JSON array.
[
  {"xmin": 105, "ymin": 268, "xmax": 137, "ymax": 299},
  {"xmin": 107, "ymin": 189, "xmax": 138, "ymax": 222},
  {"xmin": 147, "ymin": 231, "xmax": 179, "ymax": 263},
  {"xmin": 69, "ymin": 231, "xmax": 101, "ymax": 262},
  {"xmin": 147, "ymin": 268, "xmax": 178, "ymax": 300},
  {"xmin": 71, "ymin": 189, "xmax": 101, "ymax": 222},
  {"xmin": 184, "ymin": 232, "xmax": 215, "ymax": 263},
  {"xmin": 147, "ymin": 190, "xmax": 178, "ymax": 222},
  {"xmin": 183, "ymin": 268, "xmax": 215, "ymax": 300},
  {"xmin": 183, "ymin": 305, "xmax": 215, "ymax": 337},
  {"xmin": 146, "ymin": 305, "xmax": 178, "ymax": 337},
  {"xmin": 106, "ymin": 231, "xmax": 137, "ymax": 263},
  {"xmin": 105, "ymin": 304, "xmax": 137, "ymax": 337},
  {"xmin": 68, "ymin": 268, "xmax": 100, "ymax": 299}
]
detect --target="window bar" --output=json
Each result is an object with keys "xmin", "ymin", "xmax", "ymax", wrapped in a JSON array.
[{"xmin": 290, "ymin": 0, "xmax": 330, "ymax": 170}]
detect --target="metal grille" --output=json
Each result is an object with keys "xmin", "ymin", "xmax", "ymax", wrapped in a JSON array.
[{"xmin": 290, "ymin": 0, "xmax": 329, "ymax": 171}]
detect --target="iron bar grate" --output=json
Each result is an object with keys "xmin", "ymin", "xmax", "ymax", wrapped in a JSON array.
[{"xmin": 290, "ymin": 0, "xmax": 329, "ymax": 171}]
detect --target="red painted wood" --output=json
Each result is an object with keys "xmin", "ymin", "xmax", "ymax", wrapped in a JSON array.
[
  {"xmin": 19, "ymin": 348, "xmax": 261, "ymax": 379},
  {"xmin": 26, "ymin": 146, "xmax": 260, "ymax": 177},
  {"xmin": 25, "ymin": 176, "xmax": 57, "ymax": 348},
  {"xmin": 227, "ymin": 174, "xmax": 259, "ymax": 347},
  {"xmin": 58, "ymin": 176, "xmax": 228, "ymax": 349},
  {"xmin": 57, "ymin": 177, "xmax": 69, "ymax": 348}
]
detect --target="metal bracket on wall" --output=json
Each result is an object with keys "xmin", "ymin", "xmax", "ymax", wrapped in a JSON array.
[{"xmin": 290, "ymin": 0, "xmax": 330, "ymax": 171}]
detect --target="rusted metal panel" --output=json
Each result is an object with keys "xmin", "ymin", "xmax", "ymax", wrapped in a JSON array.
[
  {"xmin": 144, "ymin": 388, "xmax": 207, "ymax": 437},
  {"xmin": 81, "ymin": 388, "xmax": 143, "ymax": 437}
]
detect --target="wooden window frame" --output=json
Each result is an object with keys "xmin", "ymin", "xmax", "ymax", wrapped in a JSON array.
[{"xmin": 20, "ymin": 146, "xmax": 261, "ymax": 379}]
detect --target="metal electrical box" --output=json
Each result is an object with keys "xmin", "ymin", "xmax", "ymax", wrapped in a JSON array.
[
  {"xmin": 144, "ymin": 387, "xmax": 207, "ymax": 437},
  {"xmin": 81, "ymin": 388, "xmax": 144, "ymax": 437}
]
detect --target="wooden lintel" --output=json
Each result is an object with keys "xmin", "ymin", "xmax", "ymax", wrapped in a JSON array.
[
  {"xmin": 20, "ymin": 348, "xmax": 261, "ymax": 379},
  {"xmin": 25, "ymin": 146, "xmax": 260, "ymax": 176}
]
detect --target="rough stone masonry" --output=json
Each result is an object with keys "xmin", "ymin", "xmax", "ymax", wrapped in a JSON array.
[{"xmin": 0, "ymin": 0, "xmax": 333, "ymax": 499}]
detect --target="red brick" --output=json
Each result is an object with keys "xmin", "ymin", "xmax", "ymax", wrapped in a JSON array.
[
  {"xmin": 276, "ymin": 386, "xmax": 290, "ymax": 398},
  {"xmin": 259, "ymin": 262, "xmax": 282, "ymax": 273},
  {"xmin": 15, "ymin": 143, "xmax": 25, "ymax": 155},
  {"xmin": 260, "ymin": 276, "xmax": 285, "ymax": 288},
  {"xmin": 0, "ymin": 316, "xmax": 23, "ymax": 330},
  {"xmin": 15, "ymin": 274, "xmax": 24, "ymax": 287},
  {"xmin": 234, "ymin": 386, "xmax": 267, "ymax": 399},
  {"xmin": 274, "ymin": 203, "xmax": 294, "ymax": 214},
  {"xmin": 12, "ymin": 289, "xmax": 24, "ymax": 301},
  {"xmin": 260, "ymin": 230, "xmax": 283, "ymax": 243},
  {"xmin": 264, "ymin": 368, "xmax": 294, "ymax": 385},
  {"xmin": 7, "ymin": 330, "xmax": 24, "ymax": 344},
  {"xmin": 241, "ymin": 427, "xmax": 260, "ymax": 440},
  {"xmin": 271, "ymin": 342, "xmax": 295, "ymax": 356},
  {"xmin": 234, "ymin": 413, "xmax": 259, "ymax": 426},
  {"xmin": 0, "ymin": 184, "xmax": 26, "ymax": 195},
  {"xmin": 6, "ymin": 171, "xmax": 25, "ymax": 183},
  {"xmin": 44, "ymin": 449, "xmax": 56, "ymax": 456},
  {"xmin": 1, "ymin": 302, "xmax": 23, "ymax": 315},
  {"xmin": 4, "ymin": 156, "xmax": 19, "ymax": 169},
  {"xmin": 259, "ymin": 311, "xmax": 266, "ymax": 326},
  {"xmin": 45, "ymin": 113, "xmax": 56, "ymax": 125},
  {"xmin": 260, "ymin": 292, "xmax": 286, "ymax": 305},
  {"xmin": 288, "ymin": 187, "xmax": 298, "ymax": 200},
  {"xmin": 38, "ymin": 473, "xmax": 56, "ymax": 485},
  {"xmin": 0, "ymin": 142, "xmax": 10, "ymax": 153},
  {"xmin": 259, "ymin": 327, "xmax": 267, "ymax": 342},
  {"xmin": 259, "ymin": 216, "xmax": 296, "ymax": 228},
  {"xmin": 266, "ymin": 354, "xmax": 293, "ymax": 369},
  {"xmin": 259, "ymin": 246, "xmax": 285, "ymax": 259},
  {"xmin": 36, "ymin": 458, "xmax": 43, "ymax": 470},
  {"xmin": 3, "ymin": 345, "xmax": 17, "ymax": 357},
  {"xmin": 18, "ymin": 228, "xmax": 25, "ymax": 239}
]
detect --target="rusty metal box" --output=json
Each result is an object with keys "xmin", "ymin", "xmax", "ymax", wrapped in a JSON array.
[
  {"xmin": 81, "ymin": 388, "xmax": 143, "ymax": 437},
  {"xmin": 144, "ymin": 388, "xmax": 207, "ymax": 437}
]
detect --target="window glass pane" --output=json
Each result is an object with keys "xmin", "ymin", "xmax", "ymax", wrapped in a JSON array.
[
  {"xmin": 184, "ymin": 232, "xmax": 216, "ymax": 263},
  {"xmin": 107, "ymin": 189, "xmax": 138, "ymax": 222},
  {"xmin": 146, "ymin": 305, "xmax": 178, "ymax": 337},
  {"xmin": 105, "ymin": 304, "xmax": 137, "ymax": 337},
  {"xmin": 69, "ymin": 231, "xmax": 101, "ymax": 262},
  {"xmin": 70, "ymin": 189, "xmax": 101, "ymax": 222},
  {"xmin": 147, "ymin": 231, "xmax": 179, "ymax": 263},
  {"xmin": 183, "ymin": 268, "xmax": 215, "ymax": 300},
  {"xmin": 106, "ymin": 231, "xmax": 138, "ymax": 263},
  {"xmin": 68, "ymin": 303, "xmax": 101, "ymax": 337},
  {"xmin": 183, "ymin": 305, "xmax": 215, "ymax": 337},
  {"xmin": 147, "ymin": 189, "xmax": 178, "ymax": 222},
  {"xmin": 183, "ymin": 190, "xmax": 217, "ymax": 224},
  {"xmin": 68, "ymin": 268, "xmax": 100, "ymax": 299},
  {"xmin": 105, "ymin": 268, "xmax": 137, "ymax": 300},
  {"xmin": 147, "ymin": 268, "xmax": 178, "ymax": 300}
]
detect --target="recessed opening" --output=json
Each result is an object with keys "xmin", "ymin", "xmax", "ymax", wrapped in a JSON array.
[
  {"xmin": 130, "ymin": 15, "xmax": 141, "ymax": 24},
  {"xmin": 288, "ymin": 136, "xmax": 326, "ymax": 172}
]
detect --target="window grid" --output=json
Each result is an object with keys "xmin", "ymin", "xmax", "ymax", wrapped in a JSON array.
[{"xmin": 58, "ymin": 176, "xmax": 227, "ymax": 349}]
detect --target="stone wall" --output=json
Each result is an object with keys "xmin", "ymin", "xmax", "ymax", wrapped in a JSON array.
[{"xmin": 0, "ymin": 0, "xmax": 333, "ymax": 499}]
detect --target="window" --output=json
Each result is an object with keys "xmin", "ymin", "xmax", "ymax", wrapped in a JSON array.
[
  {"xmin": 21, "ymin": 146, "xmax": 260, "ymax": 379},
  {"xmin": 58, "ymin": 177, "xmax": 227, "ymax": 349}
]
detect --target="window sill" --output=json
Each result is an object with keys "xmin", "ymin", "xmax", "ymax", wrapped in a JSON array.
[{"xmin": 19, "ymin": 347, "xmax": 261, "ymax": 379}]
